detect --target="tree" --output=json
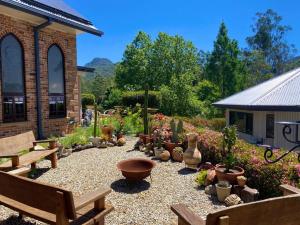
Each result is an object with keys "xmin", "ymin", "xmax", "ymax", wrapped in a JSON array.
[
  {"xmin": 246, "ymin": 9, "xmax": 296, "ymax": 75},
  {"xmin": 205, "ymin": 22, "xmax": 245, "ymax": 97},
  {"xmin": 115, "ymin": 31, "xmax": 152, "ymax": 90}
]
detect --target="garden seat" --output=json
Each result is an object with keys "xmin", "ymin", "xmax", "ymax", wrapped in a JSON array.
[
  {"xmin": 171, "ymin": 184, "xmax": 300, "ymax": 225},
  {"xmin": 0, "ymin": 171, "xmax": 113, "ymax": 225},
  {"xmin": 0, "ymin": 131, "xmax": 58, "ymax": 170}
]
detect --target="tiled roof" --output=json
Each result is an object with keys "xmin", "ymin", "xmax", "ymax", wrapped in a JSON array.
[
  {"xmin": 214, "ymin": 67, "xmax": 300, "ymax": 110},
  {"xmin": 0, "ymin": 0, "xmax": 103, "ymax": 36}
]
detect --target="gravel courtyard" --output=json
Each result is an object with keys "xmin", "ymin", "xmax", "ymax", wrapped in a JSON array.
[{"xmin": 0, "ymin": 137, "xmax": 224, "ymax": 225}]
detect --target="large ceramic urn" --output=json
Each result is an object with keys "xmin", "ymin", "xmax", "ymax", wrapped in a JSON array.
[{"xmin": 183, "ymin": 133, "xmax": 201, "ymax": 169}]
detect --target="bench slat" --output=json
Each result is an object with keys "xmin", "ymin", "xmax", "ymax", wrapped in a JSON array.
[{"xmin": 0, "ymin": 149, "xmax": 57, "ymax": 169}]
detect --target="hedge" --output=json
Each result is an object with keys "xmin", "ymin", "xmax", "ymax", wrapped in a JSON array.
[
  {"xmin": 197, "ymin": 129, "xmax": 299, "ymax": 199},
  {"xmin": 122, "ymin": 91, "xmax": 160, "ymax": 108},
  {"xmin": 81, "ymin": 93, "xmax": 95, "ymax": 109}
]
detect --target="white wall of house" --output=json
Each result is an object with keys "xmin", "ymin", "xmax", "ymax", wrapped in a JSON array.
[{"xmin": 225, "ymin": 109, "xmax": 300, "ymax": 150}]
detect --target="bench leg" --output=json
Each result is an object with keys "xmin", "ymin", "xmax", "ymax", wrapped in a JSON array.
[
  {"xmin": 94, "ymin": 198, "xmax": 105, "ymax": 225},
  {"xmin": 18, "ymin": 213, "xmax": 24, "ymax": 220},
  {"xmin": 50, "ymin": 153, "xmax": 58, "ymax": 168},
  {"xmin": 31, "ymin": 162, "xmax": 37, "ymax": 169}
]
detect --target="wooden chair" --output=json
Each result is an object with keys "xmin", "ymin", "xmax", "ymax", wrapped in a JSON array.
[
  {"xmin": 0, "ymin": 171, "xmax": 113, "ymax": 225},
  {"xmin": 0, "ymin": 131, "xmax": 58, "ymax": 170},
  {"xmin": 171, "ymin": 185, "xmax": 300, "ymax": 225}
]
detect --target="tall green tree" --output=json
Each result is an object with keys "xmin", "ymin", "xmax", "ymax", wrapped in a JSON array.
[
  {"xmin": 246, "ymin": 9, "xmax": 296, "ymax": 75},
  {"xmin": 205, "ymin": 22, "xmax": 245, "ymax": 97},
  {"xmin": 115, "ymin": 31, "xmax": 152, "ymax": 90}
]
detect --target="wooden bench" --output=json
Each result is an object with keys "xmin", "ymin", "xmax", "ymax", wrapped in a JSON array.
[
  {"xmin": 171, "ymin": 184, "xmax": 300, "ymax": 225},
  {"xmin": 0, "ymin": 171, "xmax": 113, "ymax": 225},
  {"xmin": 0, "ymin": 131, "xmax": 58, "ymax": 170}
]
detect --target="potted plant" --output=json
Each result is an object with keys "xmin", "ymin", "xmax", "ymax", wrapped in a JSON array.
[
  {"xmin": 165, "ymin": 119, "xmax": 184, "ymax": 155},
  {"xmin": 216, "ymin": 181, "xmax": 232, "ymax": 202},
  {"xmin": 215, "ymin": 126, "xmax": 244, "ymax": 184},
  {"xmin": 172, "ymin": 147, "xmax": 184, "ymax": 162},
  {"xmin": 195, "ymin": 170, "xmax": 208, "ymax": 187}
]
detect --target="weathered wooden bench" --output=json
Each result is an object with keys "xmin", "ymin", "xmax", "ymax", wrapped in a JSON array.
[
  {"xmin": 171, "ymin": 184, "xmax": 300, "ymax": 225},
  {"xmin": 0, "ymin": 131, "xmax": 58, "ymax": 170},
  {"xmin": 0, "ymin": 171, "xmax": 113, "ymax": 225}
]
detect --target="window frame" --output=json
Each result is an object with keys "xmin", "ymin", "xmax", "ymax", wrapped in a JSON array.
[
  {"xmin": 0, "ymin": 33, "xmax": 27, "ymax": 123},
  {"xmin": 229, "ymin": 111, "xmax": 253, "ymax": 135},
  {"xmin": 266, "ymin": 114, "xmax": 275, "ymax": 139},
  {"xmin": 47, "ymin": 44, "xmax": 66, "ymax": 119}
]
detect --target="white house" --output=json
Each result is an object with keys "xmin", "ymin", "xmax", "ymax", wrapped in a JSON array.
[{"xmin": 214, "ymin": 68, "xmax": 300, "ymax": 150}]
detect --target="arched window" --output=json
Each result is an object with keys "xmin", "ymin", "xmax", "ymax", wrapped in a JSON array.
[
  {"xmin": 0, "ymin": 34, "xmax": 26, "ymax": 122},
  {"xmin": 48, "ymin": 45, "xmax": 66, "ymax": 118}
]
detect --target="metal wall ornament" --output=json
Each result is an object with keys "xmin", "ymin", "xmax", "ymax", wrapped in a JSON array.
[{"xmin": 264, "ymin": 121, "xmax": 300, "ymax": 164}]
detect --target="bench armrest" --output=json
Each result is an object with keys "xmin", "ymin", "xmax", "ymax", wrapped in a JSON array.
[
  {"xmin": 74, "ymin": 188, "xmax": 111, "ymax": 211},
  {"xmin": 0, "ymin": 154, "xmax": 19, "ymax": 158},
  {"xmin": 280, "ymin": 184, "xmax": 300, "ymax": 196},
  {"xmin": 33, "ymin": 139, "xmax": 56, "ymax": 145},
  {"xmin": 171, "ymin": 204, "xmax": 205, "ymax": 225}
]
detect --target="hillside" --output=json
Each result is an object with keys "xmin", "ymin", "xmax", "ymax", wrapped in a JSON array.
[{"xmin": 84, "ymin": 58, "xmax": 116, "ymax": 79}]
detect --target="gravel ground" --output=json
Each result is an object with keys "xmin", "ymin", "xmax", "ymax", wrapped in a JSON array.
[{"xmin": 0, "ymin": 137, "xmax": 224, "ymax": 225}]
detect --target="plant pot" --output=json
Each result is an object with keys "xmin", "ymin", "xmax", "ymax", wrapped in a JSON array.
[
  {"xmin": 216, "ymin": 183, "xmax": 232, "ymax": 202},
  {"xmin": 215, "ymin": 165, "xmax": 245, "ymax": 185},
  {"xmin": 154, "ymin": 147, "xmax": 164, "ymax": 159},
  {"xmin": 183, "ymin": 133, "xmax": 201, "ymax": 170},
  {"xmin": 101, "ymin": 125, "xmax": 114, "ymax": 140},
  {"xmin": 164, "ymin": 142, "xmax": 181, "ymax": 156},
  {"xmin": 172, "ymin": 150, "xmax": 183, "ymax": 162}
]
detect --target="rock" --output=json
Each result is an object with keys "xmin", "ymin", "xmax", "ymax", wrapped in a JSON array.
[
  {"xmin": 107, "ymin": 142, "xmax": 115, "ymax": 147},
  {"xmin": 205, "ymin": 185, "xmax": 217, "ymax": 195},
  {"xmin": 160, "ymin": 151, "xmax": 170, "ymax": 161},
  {"xmin": 237, "ymin": 176, "xmax": 247, "ymax": 187},
  {"xmin": 205, "ymin": 169, "xmax": 216, "ymax": 185},
  {"xmin": 98, "ymin": 142, "xmax": 108, "ymax": 148},
  {"xmin": 117, "ymin": 138, "xmax": 126, "ymax": 146},
  {"xmin": 232, "ymin": 185, "xmax": 244, "ymax": 196},
  {"xmin": 224, "ymin": 194, "xmax": 243, "ymax": 207},
  {"xmin": 241, "ymin": 186, "xmax": 259, "ymax": 203}
]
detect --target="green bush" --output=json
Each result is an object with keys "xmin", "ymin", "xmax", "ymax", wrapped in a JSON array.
[
  {"xmin": 103, "ymin": 88, "xmax": 122, "ymax": 109},
  {"xmin": 81, "ymin": 93, "xmax": 95, "ymax": 109},
  {"xmin": 209, "ymin": 118, "xmax": 226, "ymax": 131},
  {"xmin": 123, "ymin": 108, "xmax": 143, "ymax": 135},
  {"xmin": 59, "ymin": 126, "xmax": 96, "ymax": 148},
  {"xmin": 122, "ymin": 91, "xmax": 160, "ymax": 108},
  {"xmin": 198, "ymin": 129, "xmax": 299, "ymax": 199},
  {"xmin": 195, "ymin": 170, "xmax": 208, "ymax": 187}
]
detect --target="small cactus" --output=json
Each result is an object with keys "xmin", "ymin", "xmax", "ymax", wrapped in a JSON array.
[{"xmin": 170, "ymin": 119, "xmax": 184, "ymax": 143}]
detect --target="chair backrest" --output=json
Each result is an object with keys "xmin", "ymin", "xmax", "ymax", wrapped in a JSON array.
[
  {"xmin": 0, "ymin": 171, "xmax": 77, "ymax": 220},
  {"xmin": 206, "ymin": 194, "xmax": 300, "ymax": 225},
  {"xmin": 0, "ymin": 131, "xmax": 36, "ymax": 157}
]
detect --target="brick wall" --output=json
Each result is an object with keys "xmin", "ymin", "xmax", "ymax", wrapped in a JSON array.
[{"xmin": 0, "ymin": 14, "xmax": 79, "ymax": 138}]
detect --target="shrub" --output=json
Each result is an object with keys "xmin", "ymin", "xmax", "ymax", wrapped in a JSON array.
[
  {"xmin": 209, "ymin": 118, "xmax": 226, "ymax": 131},
  {"xmin": 103, "ymin": 88, "xmax": 122, "ymax": 109},
  {"xmin": 122, "ymin": 91, "xmax": 160, "ymax": 108},
  {"xmin": 81, "ymin": 93, "xmax": 95, "ymax": 109},
  {"xmin": 195, "ymin": 170, "xmax": 208, "ymax": 187},
  {"xmin": 59, "ymin": 126, "xmax": 95, "ymax": 148},
  {"xmin": 123, "ymin": 108, "xmax": 143, "ymax": 135},
  {"xmin": 198, "ymin": 129, "xmax": 299, "ymax": 199}
]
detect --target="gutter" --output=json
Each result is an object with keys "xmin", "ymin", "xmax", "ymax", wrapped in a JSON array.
[{"xmin": 34, "ymin": 18, "xmax": 53, "ymax": 139}]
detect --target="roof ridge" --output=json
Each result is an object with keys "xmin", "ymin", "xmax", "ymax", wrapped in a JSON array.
[{"xmin": 250, "ymin": 67, "xmax": 300, "ymax": 105}]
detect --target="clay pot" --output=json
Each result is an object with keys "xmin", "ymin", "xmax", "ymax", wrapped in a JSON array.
[
  {"xmin": 215, "ymin": 165, "xmax": 245, "ymax": 185},
  {"xmin": 101, "ymin": 125, "xmax": 114, "ymax": 140},
  {"xmin": 216, "ymin": 182, "xmax": 232, "ymax": 202},
  {"xmin": 183, "ymin": 133, "xmax": 201, "ymax": 170},
  {"xmin": 117, "ymin": 138, "xmax": 126, "ymax": 146},
  {"xmin": 154, "ymin": 147, "xmax": 164, "ymax": 159},
  {"xmin": 172, "ymin": 147, "xmax": 184, "ymax": 162},
  {"xmin": 160, "ymin": 150, "xmax": 170, "ymax": 161},
  {"xmin": 164, "ymin": 142, "xmax": 182, "ymax": 156},
  {"xmin": 237, "ymin": 176, "xmax": 247, "ymax": 187}
]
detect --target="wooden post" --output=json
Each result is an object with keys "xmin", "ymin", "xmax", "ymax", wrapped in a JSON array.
[
  {"xmin": 50, "ymin": 153, "xmax": 58, "ymax": 168},
  {"xmin": 94, "ymin": 197, "xmax": 105, "ymax": 225},
  {"xmin": 11, "ymin": 156, "xmax": 20, "ymax": 167}
]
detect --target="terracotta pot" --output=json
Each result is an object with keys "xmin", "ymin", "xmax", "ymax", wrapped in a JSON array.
[
  {"xmin": 164, "ymin": 142, "xmax": 181, "ymax": 156},
  {"xmin": 172, "ymin": 150, "xmax": 183, "ymax": 162},
  {"xmin": 183, "ymin": 133, "xmax": 201, "ymax": 170},
  {"xmin": 160, "ymin": 150, "xmax": 170, "ymax": 161},
  {"xmin": 117, "ymin": 158, "xmax": 155, "ymax": 181},
  {"xmin": 216, "ymin": 183, "xmax": 232, "ymax": 202},
  {"xmin": 101, "ymin": 125, "xmax": 114, "ymax": 140},
  {"xmin": 215, "ymin": 165, "xmax": 245, "ymax": 185}
]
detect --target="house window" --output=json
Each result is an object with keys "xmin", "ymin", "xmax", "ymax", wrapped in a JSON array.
[
  {"xmin": 229, "ymin": 111, "xmax": 253, "ymax": 135},
  {"xmin": 0, "ymin": 34, "xmax": 26, "ymax": 122},
  {"xmin": 266, "ymin": 114, "xmax": 274, "ymax": 138},
  {"xmin": 48, "ymin": 45, "xmax": 66, "ymax": 118}
]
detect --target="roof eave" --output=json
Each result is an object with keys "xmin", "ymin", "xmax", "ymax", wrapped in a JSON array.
[
  {"xmin": 0, "ymin": 0, "xmax": 104, "ymax": 37},
  {"xmin": 213, "ymin": 103, "xmax": 300, "ymax": 112}
]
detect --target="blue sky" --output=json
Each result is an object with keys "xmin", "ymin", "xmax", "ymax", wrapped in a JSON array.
[{"xmin": 64, "ymin": 0, "xmax": 300, "ymax": 66}]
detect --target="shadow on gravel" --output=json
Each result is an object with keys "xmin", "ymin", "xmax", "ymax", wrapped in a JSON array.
[
  {"xmin": 178, "ymin": 167, "xmax": 197, "ymax": 175},
  {"xmin": 28, "ymin": 168, "xmax": 50, "ymax": 179},
  {"xmin": 111, "ymin": 179, "xmax": 150, "ymax": 194},
  {"xmin": 0, "ymin": 216, "xmax": 36, "ymax": 225}
]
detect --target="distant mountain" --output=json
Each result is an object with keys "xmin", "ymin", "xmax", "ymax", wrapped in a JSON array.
[{"xmin": 84, "ymin": 58, "xmax": 116, "ymax": 79}]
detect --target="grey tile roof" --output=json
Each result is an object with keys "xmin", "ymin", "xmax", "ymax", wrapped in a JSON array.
[
  {"xmin": 0, "ymin": 0, "xmax": 103, "ymax": 36},
  {"xmin": 214, "ymin": 67, "xmax": 300, "ymax": 110}
]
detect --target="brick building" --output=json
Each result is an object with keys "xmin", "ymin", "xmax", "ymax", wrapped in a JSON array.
[{"xmin": 0, "ymin": 0, "xmax": 102, "ymax": 139}]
